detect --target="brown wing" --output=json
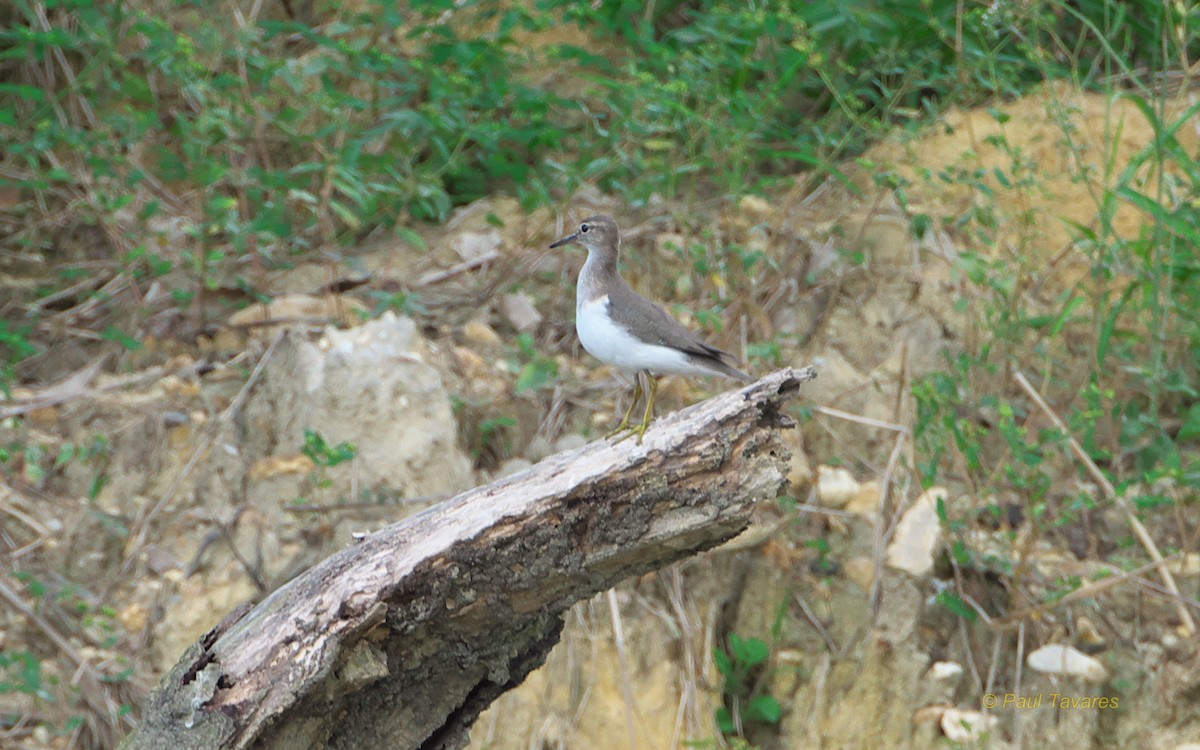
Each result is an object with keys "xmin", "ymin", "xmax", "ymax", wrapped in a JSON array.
[{"xmin": 608, "ymin": 283, "xmax": 741, "ymax": 363}]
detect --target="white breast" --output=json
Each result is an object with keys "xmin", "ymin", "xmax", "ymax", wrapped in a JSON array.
[{"xmin": 576, "ymin": 295, "xmax": 711, "ymax": 376}]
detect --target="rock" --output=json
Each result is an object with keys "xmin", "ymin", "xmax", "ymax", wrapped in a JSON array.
[
  {"xmin": 525, "ymin": 436, "xmax": 553, "ymax": 462},
  {"xmin": 738, "ymin": 194, "xmax": 774, "ymax": 221},
  {"xmin": 247, "ymin": 454, "xmax": 316, "ymax": 481},
  {"xmin": 817, "ymin": 465, "xmax": 859, "ymax": 507},
  {"xmin": 497, "ymin": 458, "xmax": 533, "ymax": 478},
  {"xmin": 553, "ymin": 434, "xmax": 588, "ymax": 453},
  {"xmin": 210, "ymin": 327, "xmax": 244, "ymax": 353},
  {"xmin": 117, "ymin": 602, "xmax": 150, "ymax": 632},
  {"xmin": 940, "ymin": 708, "xmax": 996, "ymax": 743},
  {"xmin": 1169, "ymin": 553, "xmax": 1199, "ymax": 576},
  {"xmin": 925, "ymin": 661, "xmax": 963, "ymax": 681},
  {"xmin": 913, "ymin": 704, "xmax": 949, "ymax": 725},
  {"xmin": 463, "ymin": 318, "xmax": 502, "ymax": 346},
  {"xmin": 844, "ymin": 480, "xmax": 882, "ymax": 519},
  {"xmin": 1026, "ymin": 644, "xmax": 1108, "ymax": 682},
  {"xmin": 450, "ymin": 229, "xmax": 501, "ymax": 261},
  {"xmin": 245, "ymin": 313, "xmax": 474, "ymax": 499},
  {"xmin": 453, "ymin": 346, "xmax": 488, "ymax": 379},
  {"xmin": 143, "ymin": 545, "xmax": 183, "ymax": 575},
  {"xmin": 499, "ymin": 292, "xmax": 543, "ymax": 332},
  {"xmin": 1076, "ymin": 616, "xmax": 1106, "ymax": 654},
  {"xmin": 843, "ymin": 556, "xmax": 876, "ymax": 592},
  {"xmin": 886, "ymin": 488, "xmax": 945, "ymax": 577}
]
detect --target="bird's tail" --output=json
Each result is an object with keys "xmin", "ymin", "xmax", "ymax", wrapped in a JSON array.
[{"xmin": 705, "ymin": 356, "xmax": 753, "ymax": 382}]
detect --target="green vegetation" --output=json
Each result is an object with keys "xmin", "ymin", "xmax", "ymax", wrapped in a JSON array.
[
  {"xmin": 511, "ymin": 331, "xmax": 559, "ymax": 394},
  {"xmin": 912, "ymin": 95, "xmax": 1200, "ymax": 618},
  {"xmin": 301, "ymin": 427, "xmax": 358, "ymax": 492},
  {"xmin": 5, "ymin": 0, "xmax": 1194, "ymax": 377},
  {"xmin": 2, "ymin": 0, "xmax": 1198, "ymax": 746},
  {"xmin": 714, "ymin": 633, "xmax": 782, "ymax": 737}
]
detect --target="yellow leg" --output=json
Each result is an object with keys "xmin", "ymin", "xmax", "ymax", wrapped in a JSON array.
[
  {"xmin": 614, "ymin": 374, "xmax": 658, "ymax": 445},
  {"xmin": 606, "ymin": 373, "xmax": 644, "ymax": 439},
  {"xmin": 633, "ymin": 375, "xmax": 659, "ymax": 444}
]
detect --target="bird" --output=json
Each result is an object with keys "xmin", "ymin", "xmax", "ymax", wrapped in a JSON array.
[{"xmin": 549, "ymin": 214, "xmax": 752, "ymax": 443}]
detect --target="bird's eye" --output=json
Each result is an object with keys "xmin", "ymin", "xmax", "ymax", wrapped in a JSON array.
[{"xmin": 580, "ymin": 224, "xmax": 590, "ymax": 233}]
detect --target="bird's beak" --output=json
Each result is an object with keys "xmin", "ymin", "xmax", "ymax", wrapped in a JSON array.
[{"xmin": 549, "ymin": 231, "xmax": 579, "ymax": 249}]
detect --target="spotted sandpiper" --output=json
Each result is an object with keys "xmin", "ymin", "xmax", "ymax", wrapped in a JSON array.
[{"xmin": 550, "ymin": 215, "xmax": 752, "ymax": 443}]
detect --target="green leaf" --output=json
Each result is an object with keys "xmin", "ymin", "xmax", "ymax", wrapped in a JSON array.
[
  {"xmin": 713, "ymin": 648, "xmax": 734, "ymax": 680},
  {"xmin": 936, "ymin": 590, "xmax": 977, "ymax": 621},
  {"xmin": 515, "ymin": 359, "xmax": 557, "ymax": 394},
  {"xmin": 1097, "ymin": 283, "xmax": 1136, "ymax": 367},
  {"xmin": 1179, "ymin": 404, "xmax": 1200, "ymax": 442},
  {"xmin": 0, "ymin": 83, "xmax": 45, "ymax": 101},
  {"xmin": 101, "ymin": 326, "xmax": 143, "ymax": 351},
  {"xmin": 329, "ymin": 200, "xmax": 361, "ymax": 230},
  {"xmin": 730, "ymin": 634, "xmax": 769, "ymax": 667},
  {"xmin": 1115, "ymin": 185, "xmax": 1200, "ymax": 246},
  {"xmin": 394, "ymin": 226, "xmax": 427, "ymax": 250},
  {"xmin": 1049, "ymin": 295, "xmax": 1085, "ymax": 336},
  {"xmin": 746, "ymin": 694, "xmax": 782, "ymax": 724},
  {"xmin": 55, "ymin": 443, "xmax": 76, "ymax": 469},
  {"xmin": 302, "ymin": 429, "xmax": 358, "ymax": 467},
  {"xmin": 714, "ymin": 706, "xmax": 735, "ymax": 734}
]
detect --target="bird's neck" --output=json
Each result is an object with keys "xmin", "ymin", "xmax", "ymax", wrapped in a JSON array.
[{"xmin": 577, "ymin": 248, "xmax": 620, "ymax": 307}]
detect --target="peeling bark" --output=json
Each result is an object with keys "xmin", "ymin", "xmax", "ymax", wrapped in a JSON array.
[{"xmin": 121, "ymin": 366, "xmax": 818, "ymax": 750}]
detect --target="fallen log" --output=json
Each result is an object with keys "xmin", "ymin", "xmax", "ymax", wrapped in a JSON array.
[{"xmin": 122, "ymin": 366, "xmax": 818, "ymax": 750}]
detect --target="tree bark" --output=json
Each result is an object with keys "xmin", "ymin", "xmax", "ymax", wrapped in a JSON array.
[{"xmin": 121, "ymin": 366, "xmax": 817, "ymax": 750}]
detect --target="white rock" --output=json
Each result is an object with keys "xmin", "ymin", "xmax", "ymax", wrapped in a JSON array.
[
  {"xmin": 1169, "ymin": 553, "xmax": 1199, "ymax": 576},
  {"xmin": 816, "ymin": 465, "xmax": 860, "ymax": 507},
  {"xmin": 246, "ymin": 314, "xmax": 473, "ymax": 498},
  {"xmin": 497, "ymin": 458, "xmax": 533, "ymax": 478},
  {"xmin": 926, "ymin": 661, "xmax": 964, "ymax": 681},
  {"xmin": 1026, "ymin": 644, "xmax": 1108, "ymax": 682},
  {"xmin": 451, "ymin": 229, "xmax": 501, "ymax": 261},
  {"xmin": 524, "ymin": 436, "xmax": 553, "ymax": 462},
  {"xmin": 462, "ymin": 319, "xmax": 502, "ymax": 346},
  {"xmin": 940, "ymin": 708, "xmax": 997, "ymax": 743},
  {"xmin": 738, "ymin": 194, "xmax": 773, "ymax": 221},
  {"xmin": 842, "ymin": 556, "xmax": 876, "ymax": 592},
  {"xmin": 499, "ymin": 292, "xmax": 543, "ymax": 332},
  {"xmin": 886, "ymin": 487, "xmax": 946, "ymax": 576},
  {"xmin": 553, "ymin": 434, "xmax": 588, "ymax": 453}
]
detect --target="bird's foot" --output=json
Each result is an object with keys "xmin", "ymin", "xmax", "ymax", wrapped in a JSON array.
[
  {"xmin": 605, "ymin": 416, "xmax": 634, "ymax": 440},
  {"xmin": 610, "ymin": 410, "xmax": 653, "ymax": 446},
  {"xmin": 610, "ymin": 422, "xmax": 647, "ymax": 445},
  {"xmin": 606, "ymin": 375, "xmax": 644, "ymax": 439},
  {"xmin": 609, "ymin": 375, "xmax": 657, "ymax": 446}
]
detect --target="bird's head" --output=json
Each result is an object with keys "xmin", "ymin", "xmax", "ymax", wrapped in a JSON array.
[{"xmin": 549, "ymin": 215, "xmax": 620, "ymax": 256}]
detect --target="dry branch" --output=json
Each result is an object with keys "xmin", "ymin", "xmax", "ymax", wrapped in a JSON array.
[{"xmin": 121, "ymin": 366, "xmax": 818, "ymax": 750}]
